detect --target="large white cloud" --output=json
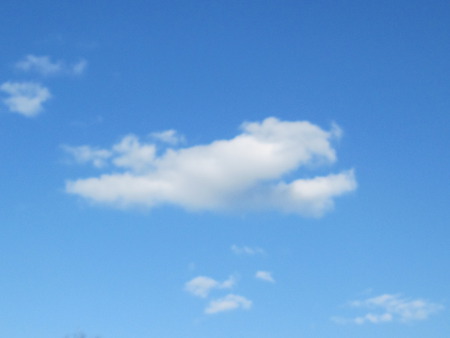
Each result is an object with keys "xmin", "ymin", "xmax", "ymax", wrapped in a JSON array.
[
  {"xmin": 0, "ymin": 81, "xmax": 51, "ymax": 117},
  {"xmin": 65, "ymin": 117, "xmax": 356, "ymax": 215},
  {"xmin": 332, "ymin": 293, "xmax": 444, "ymax": 324}
]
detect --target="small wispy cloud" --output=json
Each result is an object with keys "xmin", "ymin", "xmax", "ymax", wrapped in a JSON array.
[
  {"xmin": 205, "ymin": 294, "xmax": 252, "ymax": 314},
  {"xmin": 255, "ymin": 270, "xmax": 275, "ymax": 283},
  {"xmin": 332, "ymin": 293, "xmax": 444, "ymax": 325},
  {"xmin": 15, "ymin": 54, "xmax": 87, "ymax": 76},
  {"xmin": 150, "ymin": 129, "xmax": 185, "ymax": 145},
  {"xmin": 231, "ymin": 245, "xmax": 265, "ymax": 256},
  {"xmin": 62, "ymin": 135, "xmax": 156, "ymax": 172},
  {"xmin": 0, "ymin": 81, "xmax": 51, "ymax": 117},
  {"xmin": 64, "ymin": 331, "xmax": 101, "ymax": 338},
  {"xmin": 185, "ymin": 275, "xmax": 236, "ymax": 298},
  {"xmin": 71, "ymin": 59, "xmax": 87, "ymax": 75},
  {"xmin": 62, "ymin": 145, "xmax": 112, "ymax": 168}
]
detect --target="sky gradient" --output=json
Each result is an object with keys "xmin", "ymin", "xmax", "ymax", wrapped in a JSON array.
[{"xmin": 1, "ymin": 1, "xmax": 449, "ymax": 337}]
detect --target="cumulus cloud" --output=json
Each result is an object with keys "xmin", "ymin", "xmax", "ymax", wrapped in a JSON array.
[
  {"xmin": 185, "ymin": 275, "xmax": 236, "ymax": 298},
  {"xmin": 15, "ymin": 54, "xmax": 87, "ymax": 76},
  {"xmin": 0, "ymin": 81, "xmax": 51, "ymax": 116},
  {"xmin": 205, "ymin": 294, "xmax": 252, "ymax": 314},
  {"xmin": 255, "ymin": 271, "xmax": 275, "ymax": 283},
  {"xmin": 332, "ymin": 294, "xmax": 444, "ymax": 325},
  {"xmin": 64, "ymin": 117, "xmax": 357, "ymax": 216},
  {"xmin": 112, "ymin": 135, "xmax": 157, "ymax": 172},
  {"xmin": 231, "ymin": 245, "xmax": 264, "ymax": 255}
]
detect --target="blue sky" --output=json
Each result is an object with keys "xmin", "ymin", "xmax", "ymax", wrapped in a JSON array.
[{"xmin": 1, "ymin": 1, "xmax": 449, "ymax": 337}]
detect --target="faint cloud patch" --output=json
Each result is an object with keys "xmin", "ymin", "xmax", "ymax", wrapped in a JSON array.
[
  {"xmin": 332, "ymin": 293, "xmax": 444, "ymax": 325},
  {"xmin": 150, "ymin": 129, "xmax": 185, "ymax": 145},
  {"xmin": 231, "ymin": 244, "xmax": 265, "ymax": 256},
  {"xmin": 205, "ymin": 294, "xmax": 252, "ymax": 314},
  {"xmin": 185, "ymin": 275, "xmax": 236, "ymax": 298},
  {"xmin": 64, "ymin": 331, "xmax": 101, "ymax": 338},
  {"xmin": 15, "ymin": 54, "xmax": 87, "ymax": 76},
  {"xmin": 70, "ymin": 115, "xmax": 104, "ymax": 128},
  {"xmin": 62, "ymin": 145, "xmax": 112, "ymax": 168},
  {"xmin": 255, "ymin": 271, "xmax": 275, "ymax": 283},
  {"xmin": 62, "ymin": 134, "xmax": 156, "ymax": 172}
]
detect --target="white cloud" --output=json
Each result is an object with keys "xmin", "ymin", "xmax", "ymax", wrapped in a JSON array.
[
  {"xmin": 150, "ymin": 129, "xmax": 184, "ymax": 145},
  {"xmin": 332, "ymin": 293, "xmax": 444, "ymax": 325},
  {"xmin": 112, "ymin": 135, "xmax": 156, "ymax": 172},
  {"xmin": 185, "ymin": 276, "xmax": 219, "ymax": 298},
  {"xmin": 65, "ymin": 117, "xmax": 357, "ymax": 216},
  {"xmin": 16, "ymin": 55, "xmax": 61, "ymax": 75},
  {"xmin": 271, "ymin": 170, "xmax": 356, "ymax": 215},
  {"xmin": 1, "ymin": 81, "xmax": 51, "ymax": 117},
  {"xmin": 255, "ymin": 271, "xmax": 275, "ymax": 283},
  {"xmin": 231, "ymin": 245, "xmax": 264, "ymax": 255},
  {"xmin": 205, "ymin": 294, "xmax": 252, "ymax": 314},
  {"xmin": 185, "ymin": 275, "xmax": 236, "ymax": 298},
  {"xmin": 15, "ymin": 55, "xmax": 87, "ymax": 76},
  {"xmin": 352, "ymin": 312, "xmax": 393, "ymax": 324},
  {"xmin": 62, "ymin": 135, "xmax": 156, "ymax": 172},
  {"xmin": 62, "ymin": 145, "xmax": 112, "ymax": 168}
]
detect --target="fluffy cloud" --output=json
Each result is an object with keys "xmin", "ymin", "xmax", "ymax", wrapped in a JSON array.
[
  {"xmin": 0, "ymin": 81, "xmax": 51, "ymax": 116},
  {"xmin": 231, "ymin": 245, "xmax": 265, "ymax": 255},
  {"xmin": 205, "ymin": 294, "xmax": 252, "ymax": 314},
  {"xmin": 111, "ymin": 135, "xmax": 157, "ymax": 172},
  {"xmin": 185, "ymin": 275, "xmax": 236, "ymax": 298},
  {"xmin": 332, "ymin": 294, "xmax": 444, "ymax": 324},
  {"xmin": 255, "ymin": 271, "xmax": 275, "ymax": 283},
  {"xmin": 65, "ymin": 117, "xmax": 357, "ymax": 216},
  {"xmin": 15, "ymin": 55, "xmax": 87, "ymax": 76}
]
